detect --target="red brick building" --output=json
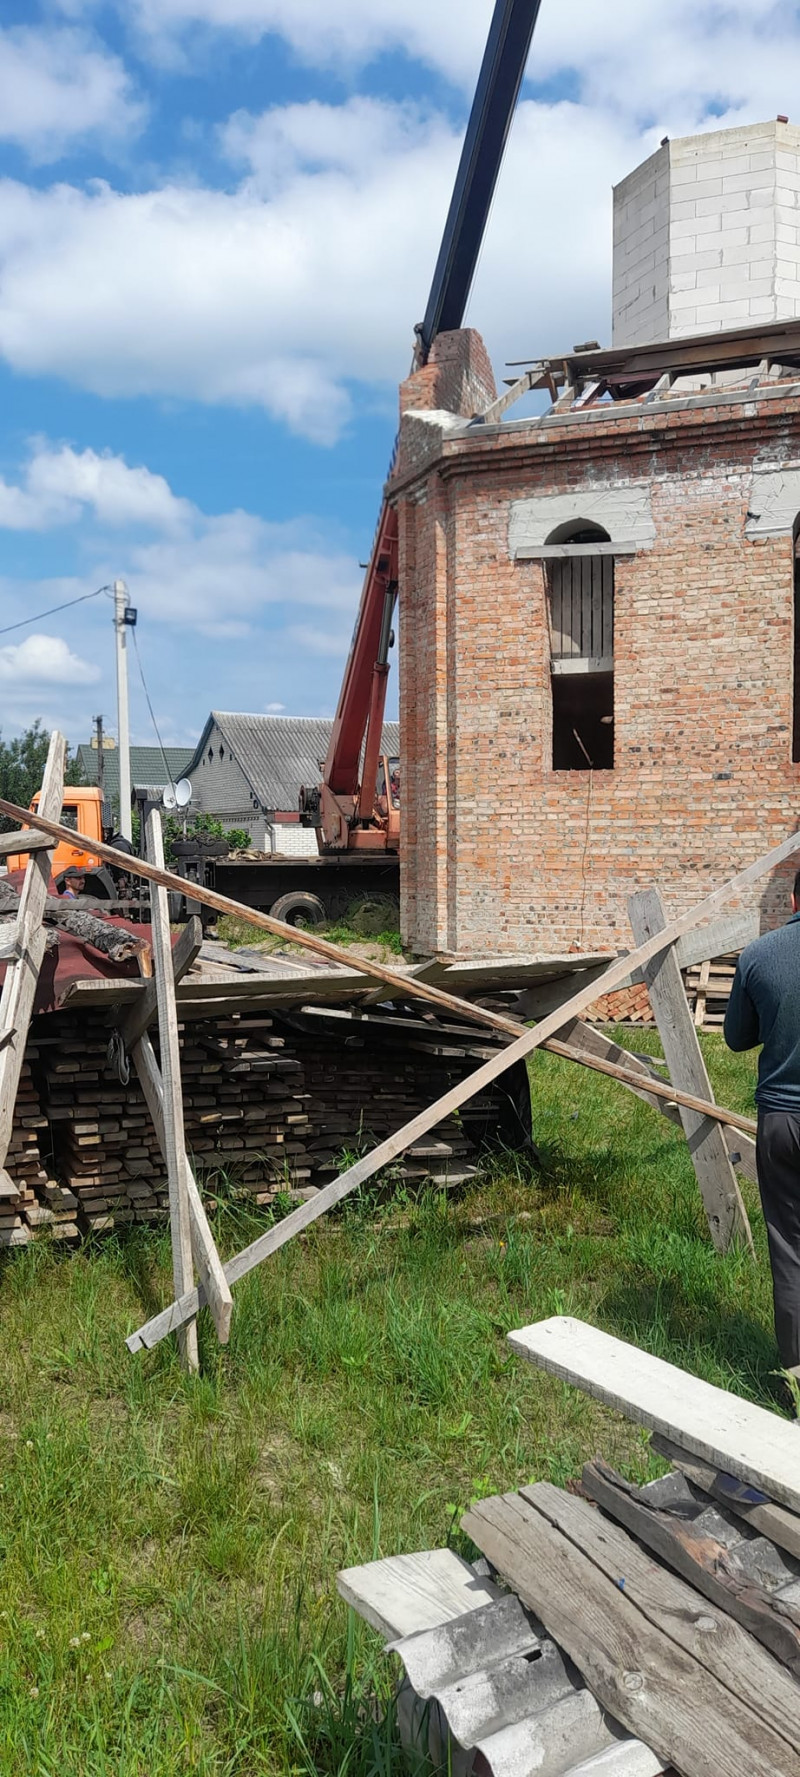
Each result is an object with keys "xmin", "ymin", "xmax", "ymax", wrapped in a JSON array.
[{"xmin": 391, "ymin": 325, "xmax": 800, "ymax": 956}]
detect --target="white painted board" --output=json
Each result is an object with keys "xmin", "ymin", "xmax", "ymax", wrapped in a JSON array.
[
  {"xmin": 337, "ymin": 1549, "xmax": 500, "ymax": 1642},
  {"xmin": 509, "ymin": 1317, "xmax": 800, "ymax": 1513}
]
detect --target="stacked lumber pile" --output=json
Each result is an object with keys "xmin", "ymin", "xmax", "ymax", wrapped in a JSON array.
[
  {"xmin": 1, "ymin": 1047, "xmax": 78, "ymax": 1245},
  {"xmin": 5, "ymin": 1004, "xmax": 512, "ymax": 1236},
  {"xmin": 683, "ymin": 954, "xmax": 737, "ymax": 1028}
]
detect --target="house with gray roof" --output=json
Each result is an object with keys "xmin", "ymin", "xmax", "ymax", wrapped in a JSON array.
[
  {"xmin": 77, "ymin": 742, "xmax": 195, "ymax": 819},
  {"xmin": 186, "ymin": 712, "xmax": 400, "ymax": 852}
]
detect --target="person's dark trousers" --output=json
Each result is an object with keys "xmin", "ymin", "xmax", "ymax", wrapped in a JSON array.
[{"xmin": 756, "ymin": 1111, "xmax": 800, "ymax": 1373}]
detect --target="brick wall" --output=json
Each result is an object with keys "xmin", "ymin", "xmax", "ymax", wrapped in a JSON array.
[{"xmin": 395, "ymin": 333, "xmax": 800, "ymax": 958}]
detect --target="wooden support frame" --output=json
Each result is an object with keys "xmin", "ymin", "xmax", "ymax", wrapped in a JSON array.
[
  {"xmin": 0, "ymin": 732, "xmax": 62, "ymax": 1170},
  {"xmin": 628, "ymin": 888, "xmax": 753, "ymax": 1255},
  {"xmin": 123, "ymin": 827, "xmax": 800, "ymax": 1354}
]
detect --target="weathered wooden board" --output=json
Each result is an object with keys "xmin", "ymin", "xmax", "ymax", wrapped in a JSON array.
[
  {"xmin": 145, "ymin": 810, "xmax": 198, "ymax": 1374},
  {"xmin": 628, "ymin": 888, "xmax": 752, "ymax": 1253},
  {"xmin": 337, "ymin": 1549, "xmax": 501, "ymax": 1642},
  {"xmin": 581, "ymin": 1459, "xmax": 800, "ymax": 1678},
  {"xmin": 463, "ymin": 1490, "xmax": 800, "ymax": 1777},
  {"xmin": 508, "ymin": 1317, "xmax": 800, "ymax": 1513},
  {"xmin": 651, "ymin": 1433, "xmax": 800, "ymax": 1562}
]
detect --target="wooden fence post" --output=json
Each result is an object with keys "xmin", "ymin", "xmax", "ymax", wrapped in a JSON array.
[
  {"xmin": 145, "ymin": 809, "xmax": 199, "ymax": 1373},
  {"xmin": 0, "ymin": 730, "xmax": 64, "ymax": 1173},
  {"xmin": 628, "ymin": 887, "xmax": 753, "ymax": 1255}
]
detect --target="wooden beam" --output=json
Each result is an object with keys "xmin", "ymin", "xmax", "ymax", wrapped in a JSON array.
[
  {"xmin": 0, "ymin": 733, "xmax": 65, "ymax": 1169},
  {"xmin": 507, "ymin": 1317, "xmax": 800, "ymax": 1513},
  {"xmin": 133, "ymin": 1032, "xmax": 232, "ymax": 1344},
  {"xmin": 0, "ymin": 829, "xmax": 52, "ymax": 858},
  {"xmin": 548, "ymin": 1036, "xmax": 756, "ymax": 1136},
  {"xmin": 145, "ymin": 809, "xmax": 198, "ymax": 1374},
  {"xmin": 462, "ymin": 1490, "xmax": 796, "ymax": 1777},
  {"xmin": 628, "ymin": 888, "xmax": 752, "ymax": 1254},
  {"xmin": 478, "ymin": 368, "xmax": 536, "ymax": 425},
  {"xmin": 515, "ymin": 543, "xmax": 637, "ymax": 560},
  {"xmin": 118, "ymin": 916, "xmax": 202, "ymax": 1052}
]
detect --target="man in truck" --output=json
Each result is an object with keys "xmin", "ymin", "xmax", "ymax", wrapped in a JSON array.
[{"xmin": 725, "ymin": 870, "xmax": 800, "ymax": 1389}]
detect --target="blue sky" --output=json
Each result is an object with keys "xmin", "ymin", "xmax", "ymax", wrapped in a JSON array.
[{"xmin": 0, "ymin": 0, "xmax": 797, "ymax": 749}]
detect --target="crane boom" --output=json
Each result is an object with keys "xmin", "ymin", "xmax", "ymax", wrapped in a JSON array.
[{"xmin": 306, "ymin": 0, "xmax": 542, "ymax": 852}]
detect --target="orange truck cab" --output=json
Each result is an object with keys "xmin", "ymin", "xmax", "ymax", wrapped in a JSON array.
[{"xmin": 5, "ymin": 787, "xmax": 117, "ymax": 896}]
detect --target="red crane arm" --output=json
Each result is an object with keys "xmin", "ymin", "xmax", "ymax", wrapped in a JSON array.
[{"xmin": 321, "ymin": 498, "xmax": 398, "ymax": 799}]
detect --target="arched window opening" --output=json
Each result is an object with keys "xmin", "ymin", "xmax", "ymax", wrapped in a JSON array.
[
  {"xmin": 546, "ymin": 523, "xmax": 614, "ymax": 770},
  {"xmin": 793, "ymin": 518, "xmax": 800, "ymax": 763}
]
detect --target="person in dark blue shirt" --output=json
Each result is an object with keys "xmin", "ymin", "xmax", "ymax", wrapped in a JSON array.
[{"xmin": 725, "ymin": 870, "xmax": 800, "ymax": 1376}]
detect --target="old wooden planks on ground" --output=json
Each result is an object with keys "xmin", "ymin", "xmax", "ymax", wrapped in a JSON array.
[
  {"xmin": 0, "ymin": 731, "xmax": 63, "ymax": 1168},
  {"xmin": 463, "ymin": 1486, "xmax": 800, "ymax": 1777},
  {"xmin": 581, "ymin": 1458, "xmax": 800, "ymax": 1677},
  {"xmin": 628, "ymin": 887, "xmax": 752, "ymax": 1253},
  {"xmin": 508, "ymin": 1317, "xmax": 800, "ymax": 1513}
]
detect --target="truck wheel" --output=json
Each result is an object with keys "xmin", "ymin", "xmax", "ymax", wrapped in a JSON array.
[{"xmin": 270, "ymin": 891, "xmax": 326, "ymax": 929}]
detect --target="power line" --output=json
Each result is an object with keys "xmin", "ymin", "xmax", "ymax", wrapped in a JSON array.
[
  {"xmin": 130, "ymin": 624, "xmax": 176, "ymax": 793},
  {"xmin": 0, "ymin": 583, "xmax": 110, "ymax": 637}
]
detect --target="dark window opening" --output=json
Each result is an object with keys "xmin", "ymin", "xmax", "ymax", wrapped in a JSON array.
[
  {"xmin": 794, "ymin": 527, "xmax": 800, "ymax": 762},
  {"xmin": 552, "ymin": 673, "xmax": 614, "ymax": 770},
  {"xmin": 546, "ymin": 523, "xmax": 615, "ymax": 770}
]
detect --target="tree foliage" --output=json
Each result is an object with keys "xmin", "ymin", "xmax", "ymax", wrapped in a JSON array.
[{"xmin": 0, "ymin": 721, "xmax": 86, "ymax": 832}]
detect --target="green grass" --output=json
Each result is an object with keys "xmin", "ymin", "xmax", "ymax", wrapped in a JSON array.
[{"xmin": 0, "ymin": 1031, "xmax": 778, "ymax": 1774}]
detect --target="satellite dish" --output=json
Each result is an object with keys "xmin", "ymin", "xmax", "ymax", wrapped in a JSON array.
[
  {"xmin": 162, "ymin": 785, "xmax": 177, "ymax": 811},
  {"xmin": 174, "ymin": 778, "xmax": 192, "ymax": 808}
]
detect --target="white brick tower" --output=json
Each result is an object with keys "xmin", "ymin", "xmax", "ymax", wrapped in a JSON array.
[{"xmin": 613, "ymin": 119, "xmax": 800, "ymax": 345}]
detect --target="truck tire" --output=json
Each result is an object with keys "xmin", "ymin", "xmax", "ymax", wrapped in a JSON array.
[{"xmin": 270, "ymin": 890, "xmax": 327, "ymax": 929}]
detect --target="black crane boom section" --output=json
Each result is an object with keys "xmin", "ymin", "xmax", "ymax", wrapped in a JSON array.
[{"xmin": 415, "ymin": 0, "xmax": 542, "ymax": 364}]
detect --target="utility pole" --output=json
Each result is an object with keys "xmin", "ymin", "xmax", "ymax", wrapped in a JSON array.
[
  {"xmin": 94, "ymin": 714, "xmax": 104, "ymax": 798},
  {"xmin": 113, "ymin": 579, "xmax": 134, "ymax": 841}
]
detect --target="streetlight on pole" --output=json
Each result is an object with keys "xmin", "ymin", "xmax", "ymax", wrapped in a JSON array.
[{"xmin": 113, "ymin": 579, "xmax": 135, "ymax": 841}]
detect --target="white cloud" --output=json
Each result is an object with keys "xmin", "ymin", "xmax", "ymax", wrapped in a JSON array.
[
  {"xmin": 0, "ymin": 633, "xmax": 100, "ymax": 685},
  {"xmin": 0, "ymin": 96, "xmax": 628, "ymax": 442},
  {"xmin": 264, "ymin": 700, "xmax": 285, "ymax": 711},
  {"xmin": 0, "ymin": 442, "xmax": 192, "ymax": 532},
  {"xmin": 51, "ymin": 0, "xmax": 800, "ymax": 123},
  {"xmin": 286, "ymin": 622, "xmax": 351, "ymax": 656},
  {"xmin": 0, "ymin": 26, "xmax": 143, "ymax": 162}
]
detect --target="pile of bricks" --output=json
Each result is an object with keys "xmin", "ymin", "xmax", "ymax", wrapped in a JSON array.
[{"xmin": 585, "ymin": 982, "xmax": 653, "ymax": 1026}]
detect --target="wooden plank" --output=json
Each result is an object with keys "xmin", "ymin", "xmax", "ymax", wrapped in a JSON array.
[
  {"xmin": 581, "ymin": 1460, "xmax": 800, "ymax": 1681},
  {"xmin": 549, "ymin": 1034, "xmax": 756, "ymax": 1135},
  {"xmin": 0, "ymin": 732, "xmax": 65, "ymax": 1167},
  {"xmin": 528, "ymin": 1479, "xmax": 800, "ymax": 1740},
  {"xmin": 133, "ymin": 1032, "xmax": 232, "ymax": 1344},
  {"xmin": 628, "ymin": 888, "xmax": 752, "ymax": 1254},
  {"xmin": 118, "ymin": 916, "xmax": 202, "ymax": 1051},
  {"xmin": 651, "ymin": 1434, "xmax": 800, "ymax": 1563},
  {"xmin": 337, "ymin": 1550, "xmax": 500, "ymax": 1642},
  {"xmin": 0, "ymin": 829, "xmax": 52, "ymax": 858},
  {"xmin": 508, "ymin": 1316, "xmax": 800, "ymax": 1513},
  {"xmin": 463, "ymin": 1490, "xmax": 798, "ymax": 1777},
  {"xmin": 145, "ymin": 809, "xmax": 198, "ymax": 1374},
  {"xmin": 557, "ymin": 1018, "xmax": 759, "ymax": 1182}
]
